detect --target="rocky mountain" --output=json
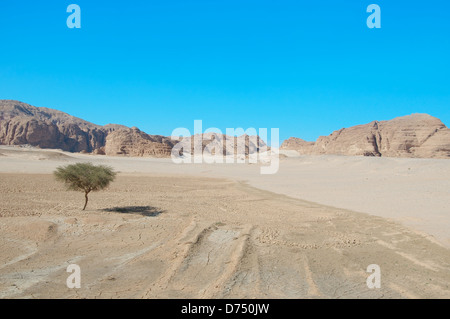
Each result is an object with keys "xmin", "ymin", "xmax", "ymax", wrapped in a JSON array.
[
  {"xmin": 0, "ymin": 100, "xmax": 266, "ymax": 158},
  {"xmin": 3, "ymin": 100, "xmax": 448, "ymax": 159},
  {"xmin": 0, "ymin": 100, "xmax": 179, "ymax": 156},
  {"xmin": 281, "ymin": 137, "xmax": 315, "ymax": 155},
  {"xmin": 0, "ymin": 100, "xmax": 112, "ymax": 153},
  {"xmin": 104, "ymin": 127, "xmax": 176, "ymax": 157},
  {"xmin": 173, "ymin": 132, "xmax": 267, "ymax": 157},
  {"xmin": 281, "ymin": 114, "xmax": 450, "ymax": 158}
]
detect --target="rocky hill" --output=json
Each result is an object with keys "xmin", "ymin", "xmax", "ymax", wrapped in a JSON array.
[
  {"xmin": 281, "ymin": 137, "xmax": 315, "ymax": 155},
  {"xmin": 172, "ymin": 132, "xmax": 266, "ymax": 157},
  {"xmin": 281, "ymin": 114, "xmax": 450, "ymax": 158},
  {"xmin": 0, "ymin": 100, "xmax": 181, "ymax": 157},
  {"xmin": 0, "ymin": 100, "xmax": 114, "ymax": 153},
  {"xmin": 104, "ymin": 127, "xmax": 176, "ymax": 157},
  {"xmin": 0, "ymin": 100, "xmax": 266, "ymax": 158}
]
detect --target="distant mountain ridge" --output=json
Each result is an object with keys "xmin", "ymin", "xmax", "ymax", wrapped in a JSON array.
[
  {"xmin": 0, "ymin": 100, "xmax": 265, "ymax": 157},
  {"xmin": 2, "ymin": 100, "xmax": 449, "ymax": 159},
  {"xmin": 281, "ymin": 114, "xmax": 450, "ymax": 158}
]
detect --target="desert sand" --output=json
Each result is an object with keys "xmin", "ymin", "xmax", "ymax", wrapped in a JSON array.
[{"xmin": 0, "ymin": 146, "xmax": 449, "ymax": 298}]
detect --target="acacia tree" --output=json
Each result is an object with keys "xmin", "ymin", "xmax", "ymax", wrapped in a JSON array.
[{"xmin": 54, "ymin": 162, "xmax": 117, "ymax": 210}]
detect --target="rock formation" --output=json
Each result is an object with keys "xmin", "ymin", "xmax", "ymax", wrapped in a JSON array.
[
  {"xmin": 104, "ymin": 127, "xmax": 176, "ymax": 157},
  {"xmin": 0, "ymin": 100, "xmax": 114, "ymax": 153},
  {"xmin": 281, "ymin": 114, "xmax": 450, "ymax": 158},
  {"xmin": 0, "ymin": 100, "xmax": 267, "ymax": 158},
  {"xmin": 172, "ymin": 132, "xmax": 267, "ymax": 157},
  {"xmin": 281, "ymin": 137, "xmax": 315, "ymax": 155}
]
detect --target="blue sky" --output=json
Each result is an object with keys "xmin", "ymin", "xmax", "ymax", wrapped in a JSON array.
[{"xmin": 0, "ymin": 0, "xmax": 449, "ymax": 142}]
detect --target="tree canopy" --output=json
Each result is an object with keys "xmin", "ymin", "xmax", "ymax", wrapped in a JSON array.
[{"xmin": 54, "ymin": 162, "xmax": 116, "ymax": 210}]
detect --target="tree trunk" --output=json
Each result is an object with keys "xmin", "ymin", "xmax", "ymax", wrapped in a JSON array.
[{"xmin": 83, "ymin": 191, "xmax": 89, "ymax": 210}]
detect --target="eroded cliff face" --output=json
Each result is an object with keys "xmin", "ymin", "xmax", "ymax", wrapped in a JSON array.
[
  {"xmin": 0, "ymin": 100, "xmax": 177, "ymax": 156},
  {"xmin": 104, "ymin": 127, "xmax": 176, "ymax": 157},
  {"xmin": 172, "ymin": 132, "xmax": 267, "ymax": 157},
  {"xmin": 3, "ymin": 100, "xmax": 448, "ymax": 159},
  {"xmin": 0, "ymin": 100, "xmax": 269, "ymax": 158},
  {"xmin": 280, "ymin": 137, "xmax": 315, "ymax": 155},
  {"xmin": 0, "ymin": 100, "xmax": 109, "ymax": 153},
  {"xmin": 281, "ymin": 114, "xmax": 450, "ymax": 158}
]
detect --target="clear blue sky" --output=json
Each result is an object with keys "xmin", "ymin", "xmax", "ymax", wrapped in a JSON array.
[{"xmin": 0, "ymin": 0, "xmax": 449, "ymax": 142}]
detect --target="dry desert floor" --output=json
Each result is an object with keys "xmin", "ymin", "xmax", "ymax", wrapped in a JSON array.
[{"xmin": 0, "ymin": 146, "xmax": 449, "ymax": 298}]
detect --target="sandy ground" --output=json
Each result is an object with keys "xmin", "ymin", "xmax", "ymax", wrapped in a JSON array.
[
  {"xmin": 0, "ymin": 146, "xmax": 449, "ymax": 298},
  {"xmin": 2, "ymin": 146, "xmax": 449, "ymax": 247}
]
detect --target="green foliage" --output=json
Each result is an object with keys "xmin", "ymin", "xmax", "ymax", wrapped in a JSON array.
[{"xmin": 54, "ymin": 162, "xmax": 116, "ymax": 210}]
